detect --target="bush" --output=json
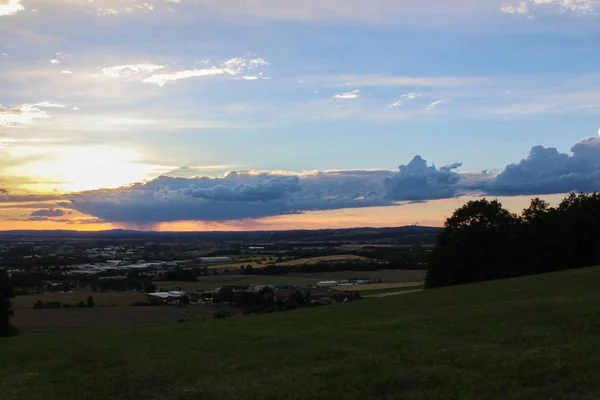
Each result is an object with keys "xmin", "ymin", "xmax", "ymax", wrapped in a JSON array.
[
  {"xmin": 33, "ymin": 300, "xmax": 45, "ymax": 310},
  {"xmin": 62, "ymin": 304, "xmax": 72, "ymax": 308},
  {"xmin": 77, "ymin": 301, "xmax": 86, "ymax": 308},
  {"xmin": 86, "ymin": 296, "xmax": 95, "ymax": 308},
  {"xmin": 213, "ymin": 311, "xmax": 232, "ymax": 319},
  {"xmin": 44, "ymin": 301, "xmax": 62, "ymax": 309}
]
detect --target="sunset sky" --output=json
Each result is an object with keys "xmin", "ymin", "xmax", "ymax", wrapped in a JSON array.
[{"xmin": 1, "ymin": 0, "xmax": 600, "ymax": 231}]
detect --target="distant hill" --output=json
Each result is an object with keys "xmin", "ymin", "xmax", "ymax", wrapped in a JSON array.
[{"xmin": 0, "ymin": 226, "xmax": 442, "ymax": 243}]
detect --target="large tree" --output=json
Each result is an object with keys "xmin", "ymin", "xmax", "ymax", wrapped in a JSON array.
[
  {"xmin": 426, "ymin": 199, "xmax": 519, "ymax": 289},
  {"xmin": 426, "ymin": 193, "xmax": 600, "ymax": 290},
  {"xmin": 0, "ymin": 270, "xmax": 18, "ymax": 337}
]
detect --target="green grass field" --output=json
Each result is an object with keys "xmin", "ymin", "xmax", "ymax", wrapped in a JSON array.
[
  {"xmin": 158, "ymin": 270, "xmax": 426, "ymax": 291},
  {"xmin": 3, "ymin": 267, "xmax": 600, "ymax": 399}
]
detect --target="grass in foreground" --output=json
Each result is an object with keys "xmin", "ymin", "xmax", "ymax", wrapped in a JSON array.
[{"xmin": 3, "ymin": 267, "xmax": 600, "ymax": 399}]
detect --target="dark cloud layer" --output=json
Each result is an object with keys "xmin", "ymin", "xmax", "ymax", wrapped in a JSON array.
[
  {"xmin": 488, "ymin": 137, "xmax": 600, "ymax": 195},
  {"xmin": 189, "ymin": 176, "xmax": 301, "ymax": 202},
  {"xmin": 61, "ymin": 136, "xmax": 600, "ymax": 224},
  {"xmin": 68, "ymin": 171, "xmax": 392, "ymax": 223},
  {"xmin": 384, "ymin": 156, "xmax": 463, "ymax": 201},
  {"xmin": 30, "ymin": 208, "xmax": 66, "ymax": 218},
  {"xmin": 27, "ymin": 208, "xmax": 69, "ymax": 221}
]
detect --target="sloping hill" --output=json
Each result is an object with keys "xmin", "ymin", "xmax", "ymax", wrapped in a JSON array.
[{"xmin": 3, "ymin": 267, "xmax": 600, "ymax": 399}]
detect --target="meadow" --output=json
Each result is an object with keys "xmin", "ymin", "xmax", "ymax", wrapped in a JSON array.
[
  {"xmin": 11, "ymin": 291, "xmax": 232, "ymax": 333},
  {"xmin": 203, "ymin": 254, "xmax": 372, "ymax": 269},
  {"xmin": 158, "ymin": 269, "xmax": 427, "ymax": 291},
  {"xmin": 2, "ymin": 266, "xmax": 600, "ymax": 399}
]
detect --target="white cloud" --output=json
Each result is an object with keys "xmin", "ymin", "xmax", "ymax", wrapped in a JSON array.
[
  {"xmin": 389, "ymin": 92, "xmax": 422, "ymax": 107},
  {"xmin": 425, "ymin": 99, "xmax": 447, "ymax": 110},
  {"xmin": 101, "ymin": 64, "xmax": 167, "ymax": 78},
  {"xmin": 334, "ymin": 90, "xmax": 360, "ymax": 99},
  {"xmin": 142, "ymin": 67, "xmax": 234, "ymax": 86},
  {"xmin": 61, "ymin": 70, "xmax": 73, "ymax": 74},
  {"xmin": 50, "ymin": 59, "xmax": 60, "ymax": 64},
  {"xmin": 501, "ymin": 0, "xmax": 600, "ymax": 15},
  {"xmin": 501, "ymin": 2, "xmax": 530, "ymax": 13},
  {"xmin": 97, "ymin": 8, "xmax": 118, "ymax": 16},
  {"xmin": 0, "ymin": 0, "xmax": 24, "ymax": 17},
  {"xmin": 0, "ymin": 102, "xmax": 65, "ymax": 127},
  {"xmin": 141, "ymin": 56, "xmax": 269, "ymax": 86}
]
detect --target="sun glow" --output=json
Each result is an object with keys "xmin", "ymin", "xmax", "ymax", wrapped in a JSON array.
[{"xmin": 13, "ymin": 146, "xmax": 172, "ymax": 192}]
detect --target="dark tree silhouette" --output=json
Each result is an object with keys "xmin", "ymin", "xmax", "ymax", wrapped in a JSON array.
[
  {"xmin": 426, "ymin": 193, "xmax": 600, "ymax": 289},
  {"xmin": 426, "ymin": 199, "xmax": 519, "ymax": 288},
  {"xmin": 0, "ymin": 270, "xmax": 18, "ymax": 337}
]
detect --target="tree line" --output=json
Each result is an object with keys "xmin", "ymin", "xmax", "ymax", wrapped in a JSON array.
[{"xmin": 426, "ymin": 193, "xmax": 600, "ymax": 289}]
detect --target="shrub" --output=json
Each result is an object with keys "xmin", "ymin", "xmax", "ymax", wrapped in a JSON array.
[
  {"xmin": 62, "ymin": 304, "xmax": 72, "ymax": 308},
  {"xmin": 86, "ymin": 296, "xmax": 95, "ymax": 308},
  {"xmin": 44, "ymin": 301, "xmax": 62, "ymax": 309},
  {"xmin": 77, "ymin": 301, "xmax": 86, "ymax": 308},
  {"xmin": 33, "ymin": 300, "xmax": 45, "ymax": 310},
  {"xmin": 213, "ymin": 311, "xmax": 232, "ymax": 319}
]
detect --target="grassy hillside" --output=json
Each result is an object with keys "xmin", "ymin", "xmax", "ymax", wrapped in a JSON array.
[{"xmin": 3, "ymin": 267, "xmax": 600, "ymax": 399}]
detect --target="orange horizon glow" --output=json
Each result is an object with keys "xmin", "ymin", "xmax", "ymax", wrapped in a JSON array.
[{"xmin": 0, "ymin": 194, "xmax": 568, "ymax": 232}]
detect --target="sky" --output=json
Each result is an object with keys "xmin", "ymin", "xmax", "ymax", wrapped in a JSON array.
[{"xmin": 1, "ymin": 0, "xmax": 600, "ymax": 231}]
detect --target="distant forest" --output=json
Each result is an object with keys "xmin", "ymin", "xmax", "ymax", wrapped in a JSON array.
[{"xmin": 426, "ymin": 193, "xmax": 600, "ymax": 288}]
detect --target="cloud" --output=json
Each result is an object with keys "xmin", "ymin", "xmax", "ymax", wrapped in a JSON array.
[
  {"xmin": 384, "ymin": 156, "xmax": 463, "ymax": 201},
  {"xmin": 0, "ymin": 0, "xmax": 24, "ymax": 16},
  {"xmin": 30, "ymin": 208, "xmax": 66, "ymax": 218},
  {"xmin": 333, "ymin": 90, "xmax": 360, "ymax": 99},
  {"xmin": 0, "ymin": 102, "xmax": 66, "ymax": 127},
  {"xmin": 101, "ymin": 64, "xmax": 167, "ymax": 78},
  {"xmin": 99, "ymin": 57, "xmax": 269, "ymax": 87},
  {"xmin": 501, "ymin": 0, "xmax": 600, "ymax": 15},
  {"xmin": 67, "ymin": 169, "xmax": 393, "ymax": 223},
  {"xmin": 142, "ymin": 68, "xmax": 234, "ymax": 86},
  {"xmin": 189, "ymin": 176, "xmax": 302, "ymax": 202},
  {"xmin": 425, "ymin": 99, "xmax": 448, "ymax": 110},
  {"xmin": 486, "ymin": 136, "xmax": 600, "ymax": 195},
  {"xmin": 501, "ymin": 2, "xmax": 530, "ymax": 14},
  {"xmin": 389, "ymin": 93, "xmax": 422, "ymax": 108}
]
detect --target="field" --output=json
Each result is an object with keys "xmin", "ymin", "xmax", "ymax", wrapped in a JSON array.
[
  {"xmin": 203, "ymin": 254, "xmax": 373, "ymax": 270},
  {"xmin": 3, "ymin": 266, "xmax": 600, "ymax": 399},
  {"xmin": 11, "ymin": 291, "xmax": 232, "ymax": 332},
  {"xmin": 276, "ymin": 254, "xmax": 370, "ymax": 266},
  {"xmin": 157, "ymin": 269, "xmax": 426, "ymax": 291},
  {"xmin": 330, "ymin": 282, "xmax": 424, "ymax": 292},
  {"xmin": 12, "ymin": 291, "xmax": 147, "ymax": 310},
  {"xmin": 204, "ymin": 261, "xmax": 270, "ymax": 270}
]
